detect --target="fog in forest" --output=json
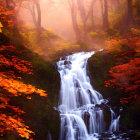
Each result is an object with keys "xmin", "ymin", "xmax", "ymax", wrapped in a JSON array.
[
  {"xmin": 10, "ymin": 0, "xmax": 138, "ymax": 58},
  {"xmin": 19, "ymin": 0, "xmax": 103, "ymax": 40},
  {"xmin": 0, "ymin": 0, "xmax": 138, "ymax": 59}
]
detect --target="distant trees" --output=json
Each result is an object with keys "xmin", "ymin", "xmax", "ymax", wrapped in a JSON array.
[
  {"xmin": 77, "ymin": 0, "xmax": 88, "ymax": 40},
  {"xmin": 66, "ymin": 0, "xmax": 140, "ymax": 41},
  {"xmin": 1, "ymin": 0, "xmax": 139, "ymax": 42},
  {"xmin": 68, "ymin": 0, "xmax": 110, "ymax": 41},
  {"xmin": 2, "ymin": 0, "xmax": 139, "ymax": 42},
  {"xmin": 68, "ymin": 0, "xmax": 96, "ymax": 42},
  {"xmin": 77, "ymin": 0, "xmax": 97, "ymax": 39},
  {"xmin": 22, "ymin": 0, "xmax": 42, "ymax": 36},
  {"xmin": 68, "ymin": 0, "xmax": 81, "ymax": 42},
  {"xmin": 1, "ymin": 0, "xmax": 42, "ymax": 35},
  {"xmin": 5, "ymin": 0, "xmax": 23, "ymax": 14},
  {"xmin": 100, "ymin": 0, "xmax": 109, "ymax": 29},
  {"xmin": 29, "ymin": 0, "xmax": 42, "ymax": 35}
]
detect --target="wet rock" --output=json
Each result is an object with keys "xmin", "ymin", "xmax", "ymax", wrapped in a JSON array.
[
  {"xmin": 95, "ymin": 103, "xmax": 107, "ymax": 110},
  {"xmin": 100, "ymin": 132, "xmax": 113, "ymax": 138},
  {"xmin": 64, "ymin": 60, "xmax": 72, "ymax": 65}
]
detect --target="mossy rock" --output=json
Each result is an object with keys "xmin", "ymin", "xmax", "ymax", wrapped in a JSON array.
[
  {"xmin": 87, "ymin": 51, "xmax": 121, "ymax": 105},
  {"xmin": 87, "ymin": 50, "xmax": 140, "ymax": 131}
]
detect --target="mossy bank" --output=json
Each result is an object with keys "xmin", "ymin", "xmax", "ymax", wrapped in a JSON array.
[{"xmin": 88, "ymin": 50, "xmax": 140, "ymax": 132}]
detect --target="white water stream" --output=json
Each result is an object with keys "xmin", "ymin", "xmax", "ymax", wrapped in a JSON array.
[{"xmin": 57, "ymin": 51, "xmax": 120, "ymax": 140}]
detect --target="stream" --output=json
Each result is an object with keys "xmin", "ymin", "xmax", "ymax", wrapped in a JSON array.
[{"xmin": 56, "ymin": 51, "xmax": 126, "ymax": 140}]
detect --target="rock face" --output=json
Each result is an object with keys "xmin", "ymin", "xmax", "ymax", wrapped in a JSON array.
[
  {"xmin": 22, "ymin": 55, "xmax": 61, "ymax": 140},
  {"xmin": 87, "ymin": 51, "xmax": 121, "ymax": 106},
  {"xmin": 31, "ymin": 60, "xmax": 60, "ymax": 140},
  {"xmin": 87, "ymin": 50, "xmax": 140, "ymax": 133}
]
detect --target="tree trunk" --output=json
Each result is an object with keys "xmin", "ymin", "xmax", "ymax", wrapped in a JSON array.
[
  {"xmin": 77, "ymin": 0, "xmax": 87, "ymax": 40},
  {"xmin": 116, "ymin": 0, "xmax": 120, "ymax": 6},
  {"xmin": 90, "ymin": 0, "xmax": 95, "ymax": 31},
  {"xmin": 35, "ymin": 0, "xmax": 41, "ymax": 35},
  {"xmin": 30, "ymin": 0, "xmax": 42, "ymax": 37},
  {"xmin": 103, "ymin": 0, "xmax": 109, "ymax": 29},
  {"xmin": 127, "ymin": 0, "xmax": 133, "ymax": 27},
  {"xmin": 100, "ymin": 0, "xmax": 109, "ymax": 29},
  {"xmin": 71, "ymin": 7, "xmax": 81, "ymax": 42},
  {"xmin": 16, "ymin": 0, "xmax": 23, "ymax": 15},
  {"xmin": 100, "ymin": 0, "xmax": 104, "ymax": 27},
  {"xmin": 68, "ymin": 0, "xmax": 81, "ymax": 42}
]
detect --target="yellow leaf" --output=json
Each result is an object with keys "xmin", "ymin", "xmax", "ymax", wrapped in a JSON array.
[{"xmin": 0, "ymin": 22, "xmax": 3, "ymax": 28}]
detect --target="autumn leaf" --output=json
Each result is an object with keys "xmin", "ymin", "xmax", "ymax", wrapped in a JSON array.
[
  {"xmin": 105, "ymin": 36, "xmax": 140, "ymax": 104},
  {"xmin": 0, "ymin": 45, "xmax": 47, "ymax": 139}
]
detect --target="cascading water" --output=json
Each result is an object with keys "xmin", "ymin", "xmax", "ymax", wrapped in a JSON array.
[{"xmin": 57, "ymin": 51, "xmax": 120, "ymax": 140}]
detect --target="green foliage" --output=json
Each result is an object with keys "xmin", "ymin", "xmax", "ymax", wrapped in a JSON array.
[
  {"xmin": 121, "ymin": 100, "xmax": 140, "ymax": 129},
  {"xmin": 79, "ymin": 42, "xmax": 89, "ymax": 51},
  {"xmin": 88, "ymin": 30, "xmax": 106, "ymax": 41},
  {"xmin": 40, "ymin": 29, "xmax": 58, "ymax": 39},
  {"xmin": 88, "ymin": 32, "xmax": 98, "ymax": 37},
  {"xmin": 131, "ymin": 28, "xmax": 140, "ymax": 36},
  {"xmin": 88, "ymin": 51, "xmax": 121, "ymax": 105},
  {"xmin": 135, "ymin": 132, "xmax": 140, "ymax": 140},
  {"xmin": 108, "ymin": 11, "xmax": 122, "ymax": 29},
  {"xmin": 105, "ymin": 28, "xmax": 120, "ymax": 38},
  {"xmin": 19, "ymin": 25, "xmax": 59, "ymax": 56}
]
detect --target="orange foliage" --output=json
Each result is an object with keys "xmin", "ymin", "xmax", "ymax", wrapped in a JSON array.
[
  {"xmin": 131, "ymin": 28, "xmax": 140, "ymax": 36},
  {"xmin": 105, "ymin": 58, "xmax": 140, "ymax": 103},
  {"xmin": 105, "ymin": 35, "xmax": 140, "ymax": 104},
  {"xmin": 0, "ymin": 1, "xmax": 14, "ymax": 29},
  {"xmin": 0, "ymin": 45, "xmax": 47, "ymax": 139},
  {"xmin": 0, "ymin": 75, "xmax": 47, "ymax": 97},
  {"xmin": 0, "ymin": 45, "xmax": 16, "ymax": 52},
  {"xmin": 105, "ymin": 39, "xmax": 122, "ymax": 52},
  {"xmin": 0, "ymin": 114, "xmax": 34, "ymax": 139},
  {"xmin": 0, "ymin": 45, "xmax": 33, "ymax": 75},
  {"xmin": 105, "ymin": 37, "xmax": 140, "ymax": 53}
]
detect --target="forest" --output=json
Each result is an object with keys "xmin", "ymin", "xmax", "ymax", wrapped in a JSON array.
[{"xmin": 0, "ymin": 0, "xmax": 140, "ymax": 140}]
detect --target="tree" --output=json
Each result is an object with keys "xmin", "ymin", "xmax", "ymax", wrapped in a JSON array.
[
  {"xmin": 105, "ymin": 58, "xmax": 140, "ymax": 104},
  {"xmin": 24, "ymin": 0, "xmax": 42, "ymax": 36},
  {"xmin": 105, "ymin": 34, "xmax": 140, "ymax": 104},
  {"xmin": 127, "ymin": 0, "xmax": 133, "ymax": 27},
  {"xmin": 0, "ymin": 0, "xmax": 15, "ymax": 29},
  {"xmin": 0, "ymin": 44, "xmax": 47, "ymax": 139},
  {"xmin": 68, "ymin": 0, "xmax": 96, "ymax": 41},
  {"xmin": 0, "ymin": 0, "xmax": 24, "ymax": 43},
  {"xmin": 90, "ymin": 0, "xmax": 96, "ymax": 31},
  {"xmin": 68, "ymin": 0, "xmax": 82, "ymax": 42},
  {"xmin": 77, "ymin": 0, "xmax": 96, "ymax": 40},
  {"xmin": 100, "ymin": 0, "xmax": 109, "ymax": 29}
]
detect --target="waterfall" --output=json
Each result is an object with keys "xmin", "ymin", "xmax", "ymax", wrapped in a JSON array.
[{"xmin": 57, "ymin": 51, "xmax": 120, "ymax": 140}]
